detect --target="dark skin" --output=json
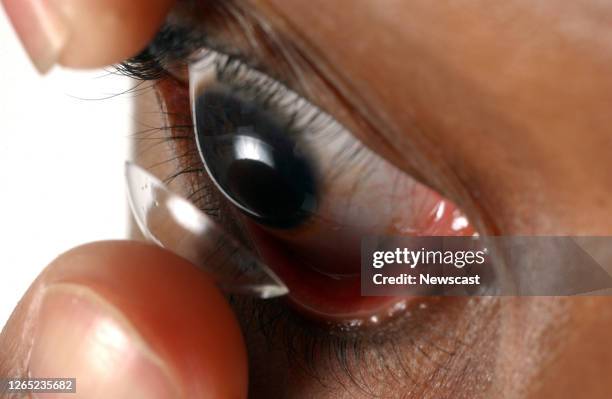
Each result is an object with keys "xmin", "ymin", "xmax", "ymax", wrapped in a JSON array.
[{"xmin": 2, "ymin": 0, "xmax": 612, "ymax": 398}]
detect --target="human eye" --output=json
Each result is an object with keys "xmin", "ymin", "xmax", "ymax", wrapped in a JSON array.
[
  {"xmin": 120, "ymin": 5, "xmax": 495, "ymax": 396},
  {"xmin": 187, "ymin": 48, "xmax": 474, "ymax": 321}
]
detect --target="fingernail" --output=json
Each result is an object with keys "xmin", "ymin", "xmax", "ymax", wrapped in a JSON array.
[
  {"xmin": 28, "ymin": 284, "xmax": 180, "ymax": 399},
  {"xmin": 2, "ymin": 0, "xmax": 70, "ymax": 73}
]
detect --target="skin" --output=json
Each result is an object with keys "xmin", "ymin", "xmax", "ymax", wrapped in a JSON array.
[
  {"xmin": 0, "ymin": 242, "xmax": 248, "ymax": 398},
  {"xmin": 1, "ymin": 0, "xmax": 176, "ymax": 71},
  {"xmin": 2, "ymin": 0, "xmax": 612, "ymax": 398},
  {"xmin": 246, "ymin": 2, "xmax": 612, "ymax": 397},
  {"xmin": 252, "ymin": 0, "xmax": 612, "ymax": 235}
]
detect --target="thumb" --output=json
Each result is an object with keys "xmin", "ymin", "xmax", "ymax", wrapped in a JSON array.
[{"xmin": 0, "ymin": 241, "xmax": 248, "ymax": 399}]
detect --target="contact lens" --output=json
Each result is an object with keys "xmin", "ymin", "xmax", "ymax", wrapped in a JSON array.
[{"xmin": 125, "ymin": 161, "xmax": 289, "ymax": 299}]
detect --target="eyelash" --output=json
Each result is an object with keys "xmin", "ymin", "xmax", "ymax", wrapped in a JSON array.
[{"xmin": 199, "ymin": 50, "xmax": 377, "ymax": 179}]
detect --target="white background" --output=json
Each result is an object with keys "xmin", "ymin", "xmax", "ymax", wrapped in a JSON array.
[{"xmin": 0, "ymin": 8, "xmax": 132, "ymax": 326}]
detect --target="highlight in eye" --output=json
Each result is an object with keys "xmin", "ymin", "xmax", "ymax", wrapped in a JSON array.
[{"xmin": 188, "ymin": 49, "xmax": 476, "ymax": 325}]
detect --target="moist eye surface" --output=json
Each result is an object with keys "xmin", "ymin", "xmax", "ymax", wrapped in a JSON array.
[{"xmin": 194, "ymin": 85, "xmax": 318, "ymax": 228}]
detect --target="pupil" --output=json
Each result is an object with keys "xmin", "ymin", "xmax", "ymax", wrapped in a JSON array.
[{"xmin": 194, "ymin": 86, "xmax": 317, "ymax": 228}]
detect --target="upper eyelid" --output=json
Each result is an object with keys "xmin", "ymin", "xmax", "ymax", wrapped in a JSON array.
[
  {"xmin": 122, "ymin": 7, "xmax": 414, "ymax": 185},
  {"xmin": 120, "ymin": 18, "xmax": 422, "ymax": 201},
  {"xmin": 130, "ymin": 21, "xmax": 406, "ymax": 185},
  {"xmin": 118, "ymin": 0, "xmax": 335, "ymax": 122},
  {"xmin": 121, "ymin": 21, "xmax": 339, "ymax": 149}
]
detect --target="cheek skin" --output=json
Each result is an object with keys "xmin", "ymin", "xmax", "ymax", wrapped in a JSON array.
[{"xmin": 526, "ymin": 297, "xmax": 612, "ymax": 399}]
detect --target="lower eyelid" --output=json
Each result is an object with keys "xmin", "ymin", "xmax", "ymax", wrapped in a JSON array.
[{"xmin": 232, "ymin": 294, "xmax": 498, "ymax": 397}]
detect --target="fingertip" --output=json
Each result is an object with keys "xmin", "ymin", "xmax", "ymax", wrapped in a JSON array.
[
  {"xmin": 53, "ymin": 0, "xmax": 176, "ymax": 68},
  {"xmin": 2, "ymin": 241, "xmax": 248, "ymax": 399},
  {"xmin": 1, "ymin": 0, "xmax": 176, "ymax": 72}
]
